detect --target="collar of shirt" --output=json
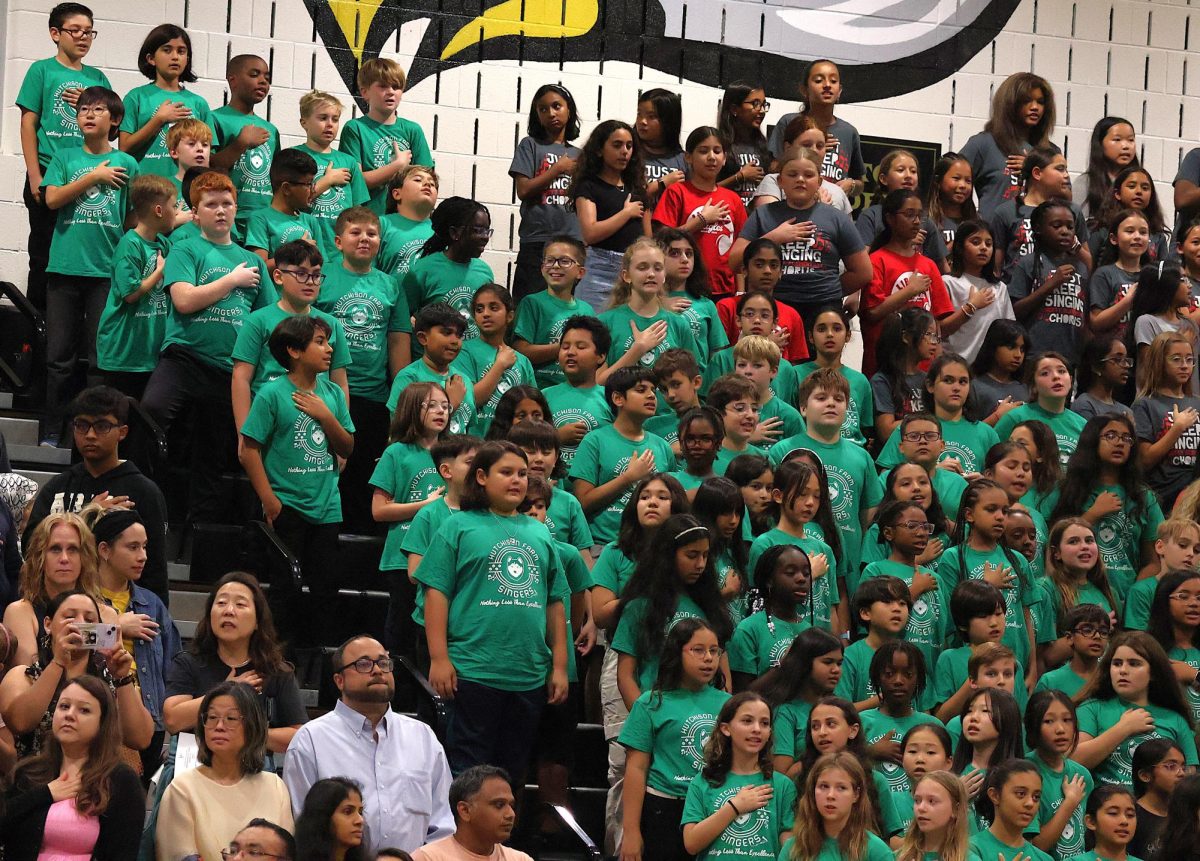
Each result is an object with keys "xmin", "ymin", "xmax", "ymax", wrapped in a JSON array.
[{"xmin": 333, "ymin": 698, "xmax": 392, "ymax": 739}]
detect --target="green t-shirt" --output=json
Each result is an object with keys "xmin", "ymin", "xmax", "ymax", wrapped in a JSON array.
[
  {"xmin": 210, "ymin": 106, "xmax": 278, "ymax": 228},
  {"xmin": 385, "ymin": 358, "xmax": 477, "ymax": 435},
  {"xmin": 968, "ymin": 829, "xmax": 1054, "ymax": 861},
  {"xmin": 612, "ymin": 594, "xmax": 708, "ymax": 692},
  {"xmin": 669, "ymin": 292, "xmax": 728, "ymax": 361},
  {"xmin": 1029, "ymin": 751, "xmax": 1093, "ymax": 861},
  {"xmin": 727, "ymin": 611, "xmax": 811, "ymax": 676},
  {"xmin": 795, "ymin": 362, "xmax": 874, "ymax": 447},
  {"xmin": 42, "ymin": 146, "xmax": 138, "ymax": 277},
  {"xmin": 713, "ymin": 444, "xmax": 767, "ymax": 477},
  {"xmin": 833, "ymin": 638, "xmax": 877, "ymax": 704},
  {"xmin": 369, "ymin": 441, "xmax": 444, "ymax": 569},
  {"xmin": 858, "ymin": 523, "xmax": 950, "ymax": 584},
  {"xmin": 773, "ymin": 699, "xmax": 814, "ymax": 759},
  {"xmin": 414, "ymin": 509, "xmax": 565, "ymax": 691},
  {"xmin": 877, "ymin": 466, "xmax": 968, "ymax": 523},
  {"xmin": 119, "ymin": 83, "xmax": 212, "ymax": 177},
  {"xmin": 16, "ymin": 57, "xmax": 111, "ymax": 167},
  {"xmin": 860, "ymin": 560, "xmax": 945, "ymax": 704},
  {"xmin": 97, "ymin": 229, "xmax": 168, "ymax": 372},
  {"xmin": 568, "ymin": 424, "xmax": 675, "ymax": 545},
  {"xmin": 1076, "ymin": 697, "xmax": 1199, "ymax": 788},
  {"xmin": 767, "ymin": 433, "xmax": 883, "ymax": 574},
  {"xmin": 1036, "ymin": 578, "xmax": 1114, "ymax": 633},
  {"xmin": 546, "ymin": 487, "xmax": 593, "ymax": 552},
  {"xmin": 403, "ymin": 252, "xmax": 494, "ymax": 338},
  {"xmin": 401, "ymin": 496, "xmax": 457, "ymax": 626},
  {"xmin": 876, "ymin": 416, "xmax": 1000, "ymax": 474},
  {"xmin": 645, "ymin": 413, "xmax": 684, "ymax": 445},
  {"xmin": 161, "ymin": 235, "xmax": 275, "ymax": 371},
  {"xmin": 1034, "ymin": 663, "xmax": 1092, "ymax": 699},
  {"xmin": 456, "ymin": 338, "xmax": 536, "ymax": 435},
  {"xmin": 231, "ymin": 303, "xmax": 351, "ymax": 394},
  {"xmin": 746, "ymin": 529, "xmax": 838, "ymax": 631},
  {"xmin": 1036, "ymin": 486, "xmax": 1163, "ymax": 600},
  {"xmin": 931, "ymin": 644, "xmax": 1029, "ymax": 712},
  {"xmin": 995, "ymin": 402, "xmax": 1088, "ymax": 467},
  {"xmin": 166, "ymin": 219, "xmax": 200, "ymax": 249},
  {"xmin": 557, "ymin": 539, "xmax": 593, "ymax": 683},
  {"xmin": 377, "ymin": 213, "xmax": 434, "ymax": 278},
  {"xmin": 600, "ymin": 304, "xmax": 701, "ymax": 373},
  {"xmin": 168, "ymin": 175, "xmax": 190, "ymax": 215},
  {"xmin": 760, "ymin": 395, "xmax": 805, "ymax": 440},
  {"xmin": 291, "ymin": 144, "xmax": 370, "ymax": 259},
  {"xmin": 543, "ymin": 383, "xmax": 613, "ymax": 470},
  {"xmin": 512, "ymin": 289, "xmax": 581, "ymax": 387},
  {"xmin": 617, "ymin": 685, "xmax": 730, "ymax": 796},
  {"xmin": 316, "ymin": 262, "xmax": 411, "ymax": 403},
  {"xmin": 778, "ymin": 832, "xmax": 893, "ymax": 861},
  {"xmin": 242, "ymin": 207, "xmax": 320, "ymax": 257},
  {"xmin": 1070, "ymin": 854, "xmax": 1145, "ymax": 861},
  {"xmin": 591, "ymin": 543, "xmax": 636, "ymax": 597},
  {"xmin": 860, "ymin": 708, "xmax": 942, "ymax": 793},
  {"xmin": 1169, "ymin": 645, "xmax": 1200, "ymax": 725},
  {"xmin": 681, "ymin": 770, "xmax": 796, "ymax": 861},
  {"xmin": 1123, "ymin": 574, "xmax": 1159, "ymax": 631},
  {"xmin": 939, "ymin": 544, "xmax": 1036, "ymax": 668},
  {"xmin": 239, "ymin": 375, "xmax": 354, "ymax": 524},
  {"xmin": 338, "ymin": 115, "xmax": 435, "ymax": 215}
]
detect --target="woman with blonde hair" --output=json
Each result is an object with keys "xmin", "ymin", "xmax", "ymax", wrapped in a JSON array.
[
  {"xmin": 779, "ymin": 751, "xmax": 892, "ymax": 861},
  {"xmin": 894, "ymin": 771, "xmax": 971, "ymax": 861}
]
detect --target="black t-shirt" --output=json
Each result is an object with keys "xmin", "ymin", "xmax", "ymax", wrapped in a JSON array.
[
  {"xmin": 574, "ymin": 176, "xmax": 646, "ymax": 252},
  {"xmin": 164, "ymin": 651, "xmax": 307, "ymax": 728},
  {"xmin": 1130, "ymin": 803, "xmax": 1166, "ymax": 860}
]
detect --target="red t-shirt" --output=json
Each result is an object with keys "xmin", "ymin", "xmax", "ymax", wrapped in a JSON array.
[
  {"xmin": 716, "ymin": 295, "xmax": 810, "ymax": 362},
  {"xmin": 861, "ymin": 247, "xmax": 952, "ymax": 377},
  {"xmin": 655, "ymin": 181, "xmax": 747, "ymax": 300}
]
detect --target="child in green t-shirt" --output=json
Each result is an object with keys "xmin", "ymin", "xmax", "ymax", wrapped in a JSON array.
[
  {"xmin": 668, "ymin": 408, "xmax": 724, "ymax": 492},
  {"xmin": 210, "ymin": 54, "xmax": 279, "ymax": 237},
  {"xmin": 243, "ymin": 149, "xmax": 320, "ymax": 268},
  {"xmin": 1125, "ymin": 518, "xmax": 1200, "ymax": 631},
  {"xmin": 119, "ymin": 24, "xmax": 212, "ymax": 178},
  {"xmin": 96, "ymin": 173, "xmax": 176, "ymax": 400},
  {"xmin": 732, "ymin": 335, "xmax": 804, "ymax": 443},
  {"xmin": 859, "ymin": 641, "xmax": 940, "ymax": 798},
  {"xmin": 385, "ymin": 304, "xmax": 476, "ymax": 434},
  {"xmin": 727, "ymin": 544, "xmax": 818, "ymax": 687},
  {"xmin": 542, "ymin": 315, "xmax": 614, "ymax": 471},
  {"xmin": 708, "ymin": 375, "xmax": 764, "ymax": 475},
  {"xmin": 377, "ymin": 165, "xmax": 437, "ymax": 278},
  {"xmin": 17, "ymin": 2, "xmax": 111, "ymax": 312},
  {"xmin": 458, "ymin": 284, "xmax": 535, "ymax": 436},
  {"xmin": 514, "ymin": 235, "xmax": 586, "ymax": 388},
  {"xmin": 42, "ymin": 85, "xmax": 139, "ymax": 446},
  {"xmin": 165, "ymin": 118, "xmax": 210, "ymax": 227},
  {"xmin": 795, "ymin": 305, "xmax": 874, "ymax": 446},
  {"xmin": 955, "ymin": 687, "xmax": 1026, "ymax": 833},
  {"xmin": 317, "ymin": 205, "xmax": 411, "ymax": 532},
  {"xmin": 569, "ymin": 366, "xmax": 676, "ymax": 546},
  {"xmin": 931, "ymin": 581, "xmax": 1009, "ymax": 720},
  {"xmin": 403, "ymin": 197, "xmax": 495, "ymax": 333},
  {"xmin": 507, "ymin": 420, "xmax": 594, "ymax": 554},
  {"xmin": 834, "ymin": 576, "xmax": 911, "ymax": 711},
  {"xmin": 646, "ymin": 348, "xmax": 703, "ymax": 447},
  {"xmin": 1026, "ymin": 690, "xmax": 1093, "ymax": 860},
  {"xmin": 994, "ymin": 352, "xmax": 1087, "ymax": 466},
  {"xmin": 239, "ymin": 314, "xmax": 354, "ymax": 645},
  {"xmin": 967, "ymin": 759, "xmax": 1055, "ymax": 861},
  {"xmin": 339, "ymin": 58, "xmax": 434, "ymax": 216},
  {"xmin": 884, "ymin": 411, "xmax": 968, "ymax": 518},
  {"xmin": 292, "ymin": 90, "xmax": 370, "ymax": 259},
  {"xmin": 1035, "ymin": 604, "xmax": 1107, "ymax": 701},
  {"xmin": 1077, "ymin": 786, "xmax": 1142, "ymax": 861},
  {"xmin": 231, "ymin": 240, "xmax": 350, "ymax": 433}
]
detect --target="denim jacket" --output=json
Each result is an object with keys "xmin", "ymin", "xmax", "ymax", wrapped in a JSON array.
[{"xmin": 127, "ymin": 584, "xmax": 182, "ymax": 729}]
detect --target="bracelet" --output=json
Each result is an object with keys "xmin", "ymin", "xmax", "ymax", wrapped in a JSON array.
[
  {"xmin": 114, "ymin": 672, "xmax": 137, "ymax": 688},
  {"xmin": 696, "ymin": 214, "xmax": 709, "ymax": 228},
  {"xmin": 963, "ymin": 302, "xmax": 977, "ymax": 318},
  {"xmin": 726, "ymin": 799, "xmax": 742, "ymax": 816}
]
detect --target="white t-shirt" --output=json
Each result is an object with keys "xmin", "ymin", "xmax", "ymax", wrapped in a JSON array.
[
  {"xmin": 752, "ymin": 174, "xmax": 852, "ymax": 214},
  {"xmin": 943, "ymin": 273, "xmax": 1016, "ymax": 363}
]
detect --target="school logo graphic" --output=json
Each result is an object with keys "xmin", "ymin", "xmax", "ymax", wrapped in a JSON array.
[
  {"xmin": 942, "ymin": 440, "xmax": 976, "ymax": 472},
  {"xmin": 487, "ymin": 537, "xmax": 542, "ymax": 599},
  {"xmin": 715, "ymin": 786, "xmax": 770, "ymax": 846},
  {"xmin": 890, "ymin": 272, "xmax": 931, "ymax": 311},
  {"xmin": 390, "ymin": 238, "xmax": 427, "ymax": 277},
  {"xmin": 824, "ymin": 466, "xmax": 853, "ymax": 519},
  {"xmin": 303, "ymin": 0, "xmax": 1021, "ymax": 111},
  {"xmin": 405, "ymin": 466, "xmax": 441, "ymax": 501},
  {"xmin": 680, "ymin": 712, "xmax": 717, "ymax": 770},
  {"xmin": 311, "ymin": 163, "xmax": 348, "ymax": 216},
  {"xmin": 372, "ymin": 135, "xmax": 409, "ymax": 169},
  {"xmin": 69, "ymin": 166, "xmax": 115, "ymax": 220},
  {"xmin": 768, "ymin": 636, "xmax": 792, "ymax": 668},
  {"xmin": 293, "ymin": 414, "xmax": 331, "ymax": 465},
  {"xmin": 51, "ymin": 80, "xmax": 87, "ymax": 128},
  {"xmin": 333, "ymin": 292, "xmax": 386, "ymax": 344},
  {"xmin": 240, "ymin": 142, "xmax": 274, "ymax": 189}
]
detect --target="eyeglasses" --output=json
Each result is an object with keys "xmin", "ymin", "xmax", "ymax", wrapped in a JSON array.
[
  {"xmin": 1169, "ymin": 355, "xmax": 1197, "ymax": 367},
  {"xmin": 741, "ymin": 99, "xmax": 771, "ymax": 111},
  {"xmin": 1072, "ymin": 624, "xmax": 1111, "ymax": 639},
  {"xmin": 686, "ymin": 646, "xmax": 724, "ymax": 658},
  {"xmin": 468, "ymin": 227, "xmax": 494, "ymax": 238},
  {"xmin": 726, "ymin": 403, "xmax": 761, "ymax": 415},
  {"xmin": 1100, "ymin": 431, "xmax": 1135, "ymax": 445},
  {"xmin": 278, "ymin": 269, "xmax": 325, "ymax": 285},
  {"xmin": 683, "ymin": 434, "xmax": 718, "ymax": 445},
  {"xmin": 57, "ymin": 27, "xmax": 98, "ymax": 39},
  {"xmin": 922, "ymin": 333, "xmax": 943, "ymax": 344},
  {"xmin": 220, "ymin": 846, "xmax": 285, "ymax": 859},
  {"xmin": 1156, "ymin": 760, "xmax": 1185, "ymax": 773},
  {"xmin": 336, "ymin": 656, "xmax": 394, "ymax": 674},
  {"xmin": 72, "ymin": 419, "xmax": 119, "ymax": 435},
  {"xmin": 203, "ymin": 712, "xmax": 244, "ymax": 727},
  {"xmin": 896, "ymin": 521, "xmax": 935, "ymax": 534},
  {"xmin": 75, "ymin": 106, "xmax": 109, "ymax": 117},
  {"xmin": 739, "ymin": 308, "xmax": 773, "ymax": 320},
  {"xmin": 1170, "ymin": 592, "xmax": 1200, "ymax": 605},
  {"xmin": 1103, "ymin": 356, "xmax": 1134, "ymax": 368},
  {"xmin": 422, "ymin": 400, "xmax": 450, "ymax": 412},
  {"xmin": 541, "ymin": 257, "xmax": 579, "ymax": 269},
  {"xmin": 666, "ymin": 247, "xmax": 694, "ymax": 259},
  {"xmin": 901, "ymin": 431, "xmax": 942, "ymax": 443}
]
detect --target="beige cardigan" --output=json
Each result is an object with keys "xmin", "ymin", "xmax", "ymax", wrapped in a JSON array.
[{"xmin": 155, "ymin": 766, "xmax": 294, "ymax": 861}]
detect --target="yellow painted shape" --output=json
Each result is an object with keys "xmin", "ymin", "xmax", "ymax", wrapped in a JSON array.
[
  {"xmin": 441, "ymin": 0, "xmax": 598, "ymax": 60},
  {"xmin": 329, "ymin": 0, "xmax": 384, "ymax": 60}
]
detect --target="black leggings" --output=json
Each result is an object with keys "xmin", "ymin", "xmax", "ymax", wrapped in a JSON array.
[{"xmin": 639, "ymin": 793, "xmax": 693, "ymax": 861}]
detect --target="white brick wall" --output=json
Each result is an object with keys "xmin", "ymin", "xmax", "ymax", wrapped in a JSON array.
[{"xmin": 0, "ymin": 0, "xmax": 1196, "ymax": 291}]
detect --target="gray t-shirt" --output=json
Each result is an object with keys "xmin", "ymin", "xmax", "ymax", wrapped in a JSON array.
[
  {"xmin": 643, "ymin": 151, "xmax": 686, "ymax": 187},
  {"xmin": 1133, "ymin": 392, "xmax": 1200, "ymax": 505},
  {"xmin": 1133, "ymin": 313, "xmax": 1198, "ymax": 346},
  {"xmin": 1088, "ymin": 264, "xmax": 1139, "ymax": 333},
  {"xmin": 767, "ymin": 115, "xmax": 864, "ymax": 183},
  {"xmin": 960, "ymin": 132, "xmax": 1060, "ymax": 222},
  {"xmin": 989, "ymin": 197, "xmax": 1088, "ymax": 283},
  {"xmin": 725, "ymin": 142, "xmax": 771, "ymax": 209},
  {"xmin": 739, "ymin": 200, "xmax": 865, "ymax": 306},
  {"xmin": 1173, "ymin": 147, "xmax": 1200, "ymax": 240},
  {"xmin": 1007, "ymin": 251, "xmax": 1088, "ymax": 363},
  {"xmin": 870, "ymin": 370, "xmax": 926, "ymax": 417},
  {"xmin": 855, "ymin": 204, "xmax": 948, "ymax": 264},
  {"xmin": 970, "ymin": 375, "xmax": 1028, "ymax": 420},
  {"xmin": 1070, "ymin": 393, "xmax": 1133, "ymax": 422},
  {"xmin": 509, "ymin": 137, "xmax": 582, "ymax": 242}
]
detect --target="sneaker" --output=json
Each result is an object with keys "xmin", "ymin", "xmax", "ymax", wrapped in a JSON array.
[{"xmin": 39, "ymin": 435, "xmax": 60, "ymax": 448}]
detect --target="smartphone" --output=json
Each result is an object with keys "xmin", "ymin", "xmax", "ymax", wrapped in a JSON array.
[{"xmin": 76, "ymin": 622, "xmax": 120, "ymax": 650}]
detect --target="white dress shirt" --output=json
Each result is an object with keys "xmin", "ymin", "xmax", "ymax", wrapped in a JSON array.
[{"xmin": 284, "ymin": 699, "xmax": 455, "ymax": 853}]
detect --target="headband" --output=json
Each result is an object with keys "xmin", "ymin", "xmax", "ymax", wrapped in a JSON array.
[
  {"xmin": 674, "ymin": 525, "xmax": 709, "ymax": 543},
  {"xmin": 92, "ymin": 509, "xmax": 144, "ymax": 546}
]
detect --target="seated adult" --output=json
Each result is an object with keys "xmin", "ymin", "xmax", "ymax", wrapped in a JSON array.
[
  {"xmin": 0, "ymin": 589, "xmax": 154, "ymax": 758},
  {"xmin": 223, "ymin": 818, "xmax": 297, "ymax": 861},
  {"xmin": 294, "ymin": 777, "xmax": 367, "ymax": 861},
  {"xmin": 3, "ymin": 512, "xmax": 119, "ymax": 668},
  {"xmin": 412, "ymin": 765, "xmax": 533, "ymax": 861},
  {"xmin": 0, "ymin": 675, "xmax": 145, "ymax": 860},
  {"xmin": 284, "ymin": 635, "xmax": 453, "ymax": 854},
  {"xmin": 163, "ymin": 571, "xmax": 306, "ymax": 759},
  {"xmin": 155, "ymin": 681, "xmax": 295, "ymax": 861},
  {"xmin": 87, "ymin": 507, "xmax": 181, "ymax": 778}
]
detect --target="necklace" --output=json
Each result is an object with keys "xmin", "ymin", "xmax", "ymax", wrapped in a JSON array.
[{"xmin": 490, "ymin": 511, "xmax": 521, "ymax": 541}]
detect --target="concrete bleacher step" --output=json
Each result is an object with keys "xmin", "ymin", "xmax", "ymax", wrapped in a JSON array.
[
  {"xmin": 10, "ymin": 443, "xmax": 70, "ymax": 467},
  {"xmin": 14, "ymin": 469, "xmax": 57, "ymax": 490},
  {"xmin": 0, "ymin": 393, "xmax": 12, "ymax": 410},
  {"xmin": 0, "ymin": 415, "xmax": 38, "ymax": 447}
]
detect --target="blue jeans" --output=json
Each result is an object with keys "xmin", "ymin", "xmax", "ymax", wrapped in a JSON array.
[{"xmin": 575, "ymin": 247, "xmax": 624, "ymax": 313}]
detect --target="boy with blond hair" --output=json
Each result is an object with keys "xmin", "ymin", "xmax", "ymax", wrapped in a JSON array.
[
  {"xmin": 291, "ymin": 89, "xmax": 369, "ymax": 258},
  {"xmin": 377, "ymin": 164, "xmax": 437, "ymax": 278},
  {"xmin": 1124, "ymin": 518, "xmax": 1200, "ymax": 630},
  {"xmin": 731, "ymin": 335, "xmax": 803, "ymax": 440},
  {"xmin": 166, "ymin": 117, "xmax": 210, "ymax": 223},
  {"xmin": 339, "ymin": 58, "xmax": 434, "ymax": 216}
]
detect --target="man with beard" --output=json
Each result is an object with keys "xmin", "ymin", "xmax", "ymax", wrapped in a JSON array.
[{"xmin": 283, "ymin": 634, "xmax": 454, "ymax": 854}]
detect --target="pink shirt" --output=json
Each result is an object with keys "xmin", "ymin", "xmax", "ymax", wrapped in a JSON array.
[
  {"xmin": 412, "ymin": 836, "xmax": 535, "ymax": 861},
  {"xmin": 37, "ymin": 798, "xmax": 99, "ymax": 861}
]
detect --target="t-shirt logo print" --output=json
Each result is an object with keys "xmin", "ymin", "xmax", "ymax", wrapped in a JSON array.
[
  {"xmin": 680, "ymin": 713, "xmax": 717, "ymax": 769},
  {"xmin": 52, "ymin": 81, "xmax": 85, "ymax": 127},
  {"xmin": 891, "ymin": 271, "xmax": 931, "ymax": 310},
  {"xmin": 293, "ymin": 414, "xmax": 330, "ymax": 465},
  {"xmin": 487, "ymin": 539, "xmax": 540, "ymax": 599},
  {"xmin": 372, "ymin": 136, "xmax": 407, "ymax": 168},
  {"xmin": 70, "ymin": 166, "xmax": 114, "ymax": 219},
  {"xmin": 685, "ymin": 204, "xmax": 735, "ymax": 255},
  {"xmin": 334, "ymin": 294, "xmax": 385, "ymax": 344},
  {"xmin": 716, "ymin": 786, "xmax": 770, "ymax": 845},
  {"xmin": 312, "ymin": 164, "xmax": 348, "ymax": 215}
]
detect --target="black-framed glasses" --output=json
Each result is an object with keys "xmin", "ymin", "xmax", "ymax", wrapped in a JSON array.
[
  {"xmin": 337, "ymin": 656, "xmax": 394, "ymax": 674},
  {"xmin": 741, "ymin": 99, "xmax": 770, "ymax": 111},
  {"xmin": 1099, "ymin": 431, "xmax": 1135, "ymax": 445},
  {"xmin": 221, "ymin": 846, "xmax": 285, "ymax": 859},
  {"xmin": 277, "ymin": 269, "xmax": 325, "ymax": 285},
  {"xmin": 901, "ymin": 431, "xmax": 941, "ymax": 443},
  {"xmin": 541, "ymin": 257, "xmax": 578, "ymax": 269},
  {"xmin": 57, "ymin": 27, "xmax": 98, "ymax": 39},
  {"xmin": 1103, "ymin": 356, "xmax": 1134, "ymax": 368},
  {"xmin": 72, "ymin": 419, "xmax": 119, "ymax": 435},
  {"xmin": 1072, "ymin": 624, "xmax": 1111, "ymax": 639}
]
